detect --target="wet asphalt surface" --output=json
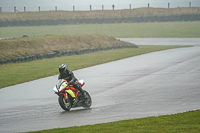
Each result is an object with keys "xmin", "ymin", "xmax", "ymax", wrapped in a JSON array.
[{"xmin": 0, "ymin": 38, "xmax": 200, "ymax": 133}]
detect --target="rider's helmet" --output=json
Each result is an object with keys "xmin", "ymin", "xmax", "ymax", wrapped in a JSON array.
[{"xmin": 59, "ymin": 64, "xmax": 68, "ymax": 74}]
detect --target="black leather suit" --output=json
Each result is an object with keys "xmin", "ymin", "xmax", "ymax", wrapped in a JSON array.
[{"xmin": 58, "ymin": 70, "xmax": 84, "ymax": 93}]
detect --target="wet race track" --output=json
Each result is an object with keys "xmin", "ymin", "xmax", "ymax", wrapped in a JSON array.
[{"xmin": 0, "ymin": 38, "xmax": 200, "ymax": 133}]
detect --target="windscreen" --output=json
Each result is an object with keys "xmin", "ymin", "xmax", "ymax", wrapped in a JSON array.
[{"xmin": 56, "ymin": 79, "xmax": 64, "ymax": 89}]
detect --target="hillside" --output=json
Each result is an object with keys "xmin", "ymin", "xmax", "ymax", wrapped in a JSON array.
[
  {"xmin": 0, "ymin": 34, "xmax": 136, "ymax": 61},
  {"xmin": 1, "ymin": 7, "xmax": 200, "ymax": 22}
]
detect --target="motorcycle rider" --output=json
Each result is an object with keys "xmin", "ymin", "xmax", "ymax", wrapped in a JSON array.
[{"xmin": 58, "ymin": 64, "xmax": 86, "ymax": 105}]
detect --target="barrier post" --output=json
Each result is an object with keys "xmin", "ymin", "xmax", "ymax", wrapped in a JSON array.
[
  {"xmin": 112, "ymin": 4, "xmax": 115, "ymax": 10},
  {"xmin": 14, "ymin": 6, "xmax": 16, "ymax": 12}
]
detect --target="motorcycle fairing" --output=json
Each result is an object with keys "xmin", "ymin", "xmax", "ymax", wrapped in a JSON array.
[
  {"xmin": 65, "ymin": 90, "xmax": 75, "ymax": 98},
  {"xmin": 79, "ymin": 79, "xmax": 85, "ymax": 87},
  {"xmin": 53, "ymin": 79, "xmax": 79, "ymax": 98}
]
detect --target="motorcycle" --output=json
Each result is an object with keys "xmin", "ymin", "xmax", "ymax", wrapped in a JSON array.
[{"xmin": 53, "ymin": 79, "xmax": 92, "ymax": 111}]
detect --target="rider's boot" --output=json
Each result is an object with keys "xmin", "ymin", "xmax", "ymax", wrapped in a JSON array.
[
  {"xmin": 77, "ymin": 86, "xmax": 86, "ymax": 98},
  {"xmin": 72, "ymin": 97, "xmax": 76, "ymax": 105}
]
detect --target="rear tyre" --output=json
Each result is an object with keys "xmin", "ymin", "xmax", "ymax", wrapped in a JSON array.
[
  {"xmin": 58, "ymin": 94, "xmax": 71, "ymax": 111},
  {"xmin": 82, "ymin": 90, "xmax": 92, "ymax": 108}
]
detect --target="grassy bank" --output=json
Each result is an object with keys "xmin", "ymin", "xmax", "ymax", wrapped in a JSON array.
[
  {"xmin": 28, "ymin": 110, "xmax": 200, "ymax": 133},
  {"xmin": 1, "ymin": 7, "xmax": 200, "ymax": 21},
  {"xmin": 0, "ymin": 45, "xmax": 190, "ymax": 89},
  {"xmin": 0, "ymin": 35, "xmax": 134, "ymax": 60},
  {"xmin": 1, "ymin": 21, "xmax": 200, "ymax": 38}
]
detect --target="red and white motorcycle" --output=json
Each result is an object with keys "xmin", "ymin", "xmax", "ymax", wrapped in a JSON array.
[{"xmin": 53, "ymin": 79, "xmax": 92, "ymax": 111}]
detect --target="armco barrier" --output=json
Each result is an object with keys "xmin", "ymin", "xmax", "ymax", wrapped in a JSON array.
[
  {"xmin": 0, "ymin": 14, "xmax": 200, "ymax": 27},
  {"xmin": 0, "ymin": 45, "xmax": 138, "ymax": 65}
]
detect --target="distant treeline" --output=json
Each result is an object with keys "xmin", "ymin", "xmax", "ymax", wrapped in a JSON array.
[{"xmin": 0, "ymin": 14, "xmax": 200, "ymax": 27}]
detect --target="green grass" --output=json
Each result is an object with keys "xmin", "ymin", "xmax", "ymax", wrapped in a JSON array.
[
  {"xmin": 1, "ymin": 21, "xmax": 200, "ymax": 38},
  {"xmin": 0, "ymin": 34, "xmax": 133, "ymax": 60},
  {"xmin": 1, "ymin": 7, "xmax": 200, "ymax": 22},
  {"xmin": 0, "ymin": 45, "xmax": 190, "ymax": 89},
  {"xmin": 28, "ymin": 110, "xmax": 200, "ymax": 133}
]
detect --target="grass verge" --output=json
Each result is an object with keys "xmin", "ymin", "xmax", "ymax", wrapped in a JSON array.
[
  {"xmin": 28, "ymin": 110, "xmax": 200, "ymax": 133},
  {"xmin": 0, "ymin": 34, "xmax": 134, "ymax": 60},
  {"xmin": 1, "ymin": 21, "xmax": 200, "ymax": 38},
  {"xmin": 0, "ymin": 45, "xmax": 190, "ymax": 89},
  {"xmin": 1, "ymin": 7, "xmax": 200, "ymax": 21}
]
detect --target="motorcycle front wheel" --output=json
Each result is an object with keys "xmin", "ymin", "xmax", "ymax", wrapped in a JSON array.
[{"xmin": 58, "ymin": 94, "xmax": 71, "ymax": 111}]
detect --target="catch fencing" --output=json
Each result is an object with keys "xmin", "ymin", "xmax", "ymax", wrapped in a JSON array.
[{"xmin": 0, "ymin": 2, "xmax": 199, "ymax": 12}]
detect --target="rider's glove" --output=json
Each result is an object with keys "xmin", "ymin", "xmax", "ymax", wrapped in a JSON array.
[{"xmin": 68, "ymin": 80, "xmax": 73, "ymax": 85}]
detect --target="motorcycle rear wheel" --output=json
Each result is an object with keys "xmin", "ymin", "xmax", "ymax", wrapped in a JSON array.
[
  {"xmin": 82, "ymin": 90, "xmax": 92, "ymax": 108},
  {"xmin": 58, "ymin": 94, "xmax": 71, "ymax": 111}
]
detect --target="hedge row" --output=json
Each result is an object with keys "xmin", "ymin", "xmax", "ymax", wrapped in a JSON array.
[
  {"xmin": 0, "ymin": 44, "xmax": 138, "ymax": 65},
  {"xmin": 0, "ymin": 14, "xmax": 200, "ymax": 27}
]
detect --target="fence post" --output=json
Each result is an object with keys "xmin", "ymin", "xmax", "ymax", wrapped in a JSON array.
[
  {"xmin": 148, "ymin": 3, "xmax": 149, "ymax": 8},
  {"xmin": 189, "ymin": 2, "xmax": 191, "ymax": 7},
  {"xmin": 112, "ymin": 4, "xmax": 115, "ymax": 10},
  {"xmin": 0, "ymin": 7, "xmax": 2, "ymax": 13},
  {"xmin": 14, "ymin": 6, "xmax": 16, "ymax": 12},
  {"xmin": 130, "ymin": 4, "xmax": 131, "ymax": 10},
  {"xmin": 90, "ymin": 5, "xmax": 92, "ymax": 11},
  {"xmin": 55, "ymin": 6, "xmax": 57, "ymax": 11},
  {"xmin": 102, "ymin": 5, "xmax": 104, "ymax": 10},
  {"xmin": 39, "ymin": 6, "xmax": 40, "ymax": 12},
  {"xmin": 168, "ymin": 3, "xmax": 170, "ymax": 8},
  {"xmin": 73, "ymin": 6, "xmax": 75, "ymax": 11},
  {"xmin": 24, "ymin": 7, "xmax": 26, "ymax": 12}
]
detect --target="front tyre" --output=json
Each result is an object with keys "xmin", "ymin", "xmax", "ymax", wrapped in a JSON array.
[
  {"xmin": 82, "ymin": 90, "xmax": 92, "ymax": 108},
  {"xmin": 58, "ymin": 94, "xmax": 71, "ymax": 111}
]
